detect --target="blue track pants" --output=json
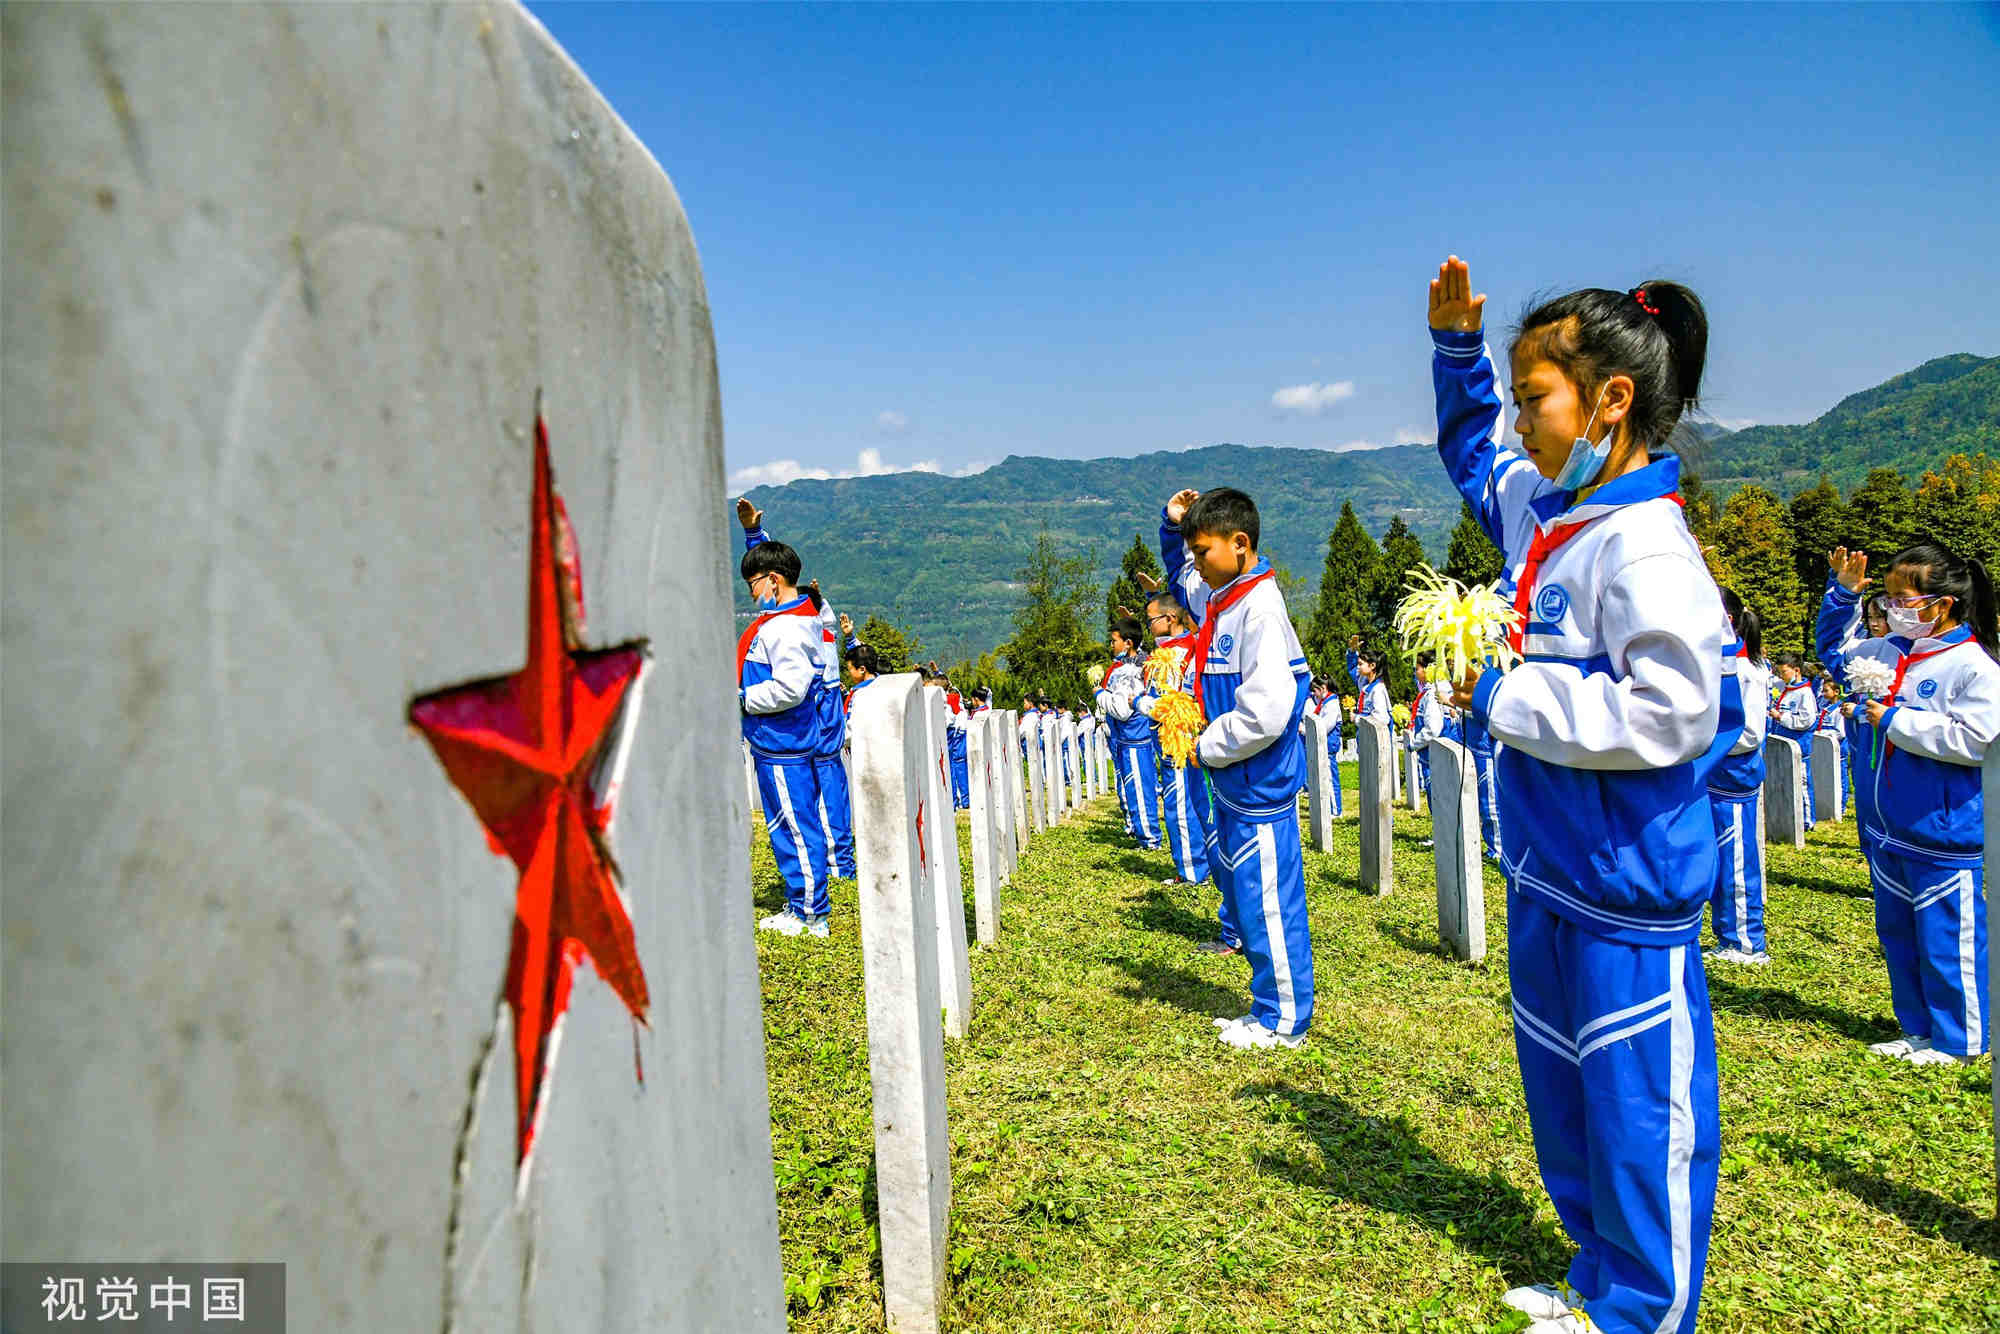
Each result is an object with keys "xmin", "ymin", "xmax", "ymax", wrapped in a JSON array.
[
  {"xmin": 1707, "ymin": 790, "xmax": 1765, "ymax": 955},
  {"xmin": 949, "ymin": 747, "xmax": 970, "ymax": 810},
  {"xmin": 755, "ymin": 756, "xmax": 830, "ymax": 918},
  {"xmin": 813, "ymin": 751, "xmax": 856, "ymax": 879},
  {"xmin": 1509, "ymin": 896, "xmax": 1718, "ymax": 1334},
  {"xmin": 1118, "ymin": 739, "xmax": 1160, "ymax": 849},
  {"xmin": 1211, "ymin": 804, "xmax": 1314, "ymax": 1037},
  {"xmin": 1324, "ymin": 738, "xmax": 1344, "ymax": 816},
  {"xmin": 1159, "ymin": 760, "xmax": 1212, "ymax": 883},
  {"xmin": 1869, "ymin": 846, "xmax": 1988, "ymax": 1057},
  {"xmin": 1472, "ymin": 746, "xmax": 1498, "ymax": 856}
]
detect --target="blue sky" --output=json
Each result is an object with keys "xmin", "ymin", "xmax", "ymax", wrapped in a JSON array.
[{"xmin": 528, "ymin": 2, "xmax": 2000, "ymax": 490}]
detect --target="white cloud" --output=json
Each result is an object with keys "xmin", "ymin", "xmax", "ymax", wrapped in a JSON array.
[
  {"xmin": 876, "ymin": 410, "xmax": 910, "ymax": 434},
  {"xmin": 728, "ymin": 448, "xmax": 945, "ymax": 492},
  {"xmin": 1326, "ymin": 438, "xmax": 1391, "ymax": 453},
  {"xmin": 1393, "ymin": 425, "xmax": 1431, "ymax": 445},
  {"xmin": 1710, "ymin": 416, "xmax": 1758, "ymax": 431},
  {"xmin": 1271, "ymin": 380, "xmax": 1355, "ymax": 416}
]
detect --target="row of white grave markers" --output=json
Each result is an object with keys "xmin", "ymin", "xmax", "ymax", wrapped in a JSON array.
[{"xmin": 920, "ymin": 687, "xmax": 974, "ymax": 1040}]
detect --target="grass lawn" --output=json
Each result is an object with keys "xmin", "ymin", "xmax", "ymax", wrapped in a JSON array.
[{"xmin": 748, "ymin": 766, "xmax": 1997, "ymax": 1332}]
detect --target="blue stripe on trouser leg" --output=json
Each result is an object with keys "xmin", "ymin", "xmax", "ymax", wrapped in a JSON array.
[
  {"xmin": 1418, "ymin": 750, "xmax": 1432, "ymax": 809},
  {"xmin": 1122, "ymin": 741, "xmax": 1160, "ymax": 848},
  {"xmin": 1508, "ymin": 895, "xmax": 1718, "ymax": 1334},
  {"xmin": 1871, "ymin": 848, "xmax": 1988, "ymax": 1057},
  {"xmin": 1161, "ymin": 761, "xmax": 1212, "ymax": 881},
  {"xmin": 950, "ymin": 752, "xmax": 970, "ymax": 809},
  {"xmin": 1706, "ymin": 791, "xmax": 1765, "ymax": 954},
  {"xmin": 814, "ymin": 752, "xmax": 857, "ymax": 879},
  {"xmin": 1325, "ymin": 738, "xmax": 1343, "ymax": 816},
  {"xmin": 1211, "ymin": 805, "xmax": 1314, "ymax": 1036},
  {"xmin": 1474, "ymin": 749, "xmax": 1498, "ymax": 855},
  {"xmin": 1204, "ymin": 826, "xmax": 1243, "ymax": 946},
  {"xmin": 756, "ymin": 757, "xmax": 831, "ymax": 918}
]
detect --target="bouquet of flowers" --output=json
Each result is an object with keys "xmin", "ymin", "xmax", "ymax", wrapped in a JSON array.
[
  {"xmin": 1390, "ymin": 702, "xmax": 1412, "ymax": 730},
  {"xmin": 1143, "ymin": 646, "xmax": 1187, "ymax": 694},
  {"xmin": 1086, "ymin": 663, "xmax": 1110, "ymax": 692},
  {"xmin": 1845, "ymin": 657, "xmax": 1897, "ymax": 767},
  {"xmin": 1143, "ymin": 646, "xmax": 1202, "ymax": 766},
  {"xmin": 1392, "ymin": 565, "xmax": 1523, "ymax": 683}
]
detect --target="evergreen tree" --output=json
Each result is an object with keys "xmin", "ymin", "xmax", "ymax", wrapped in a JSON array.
[
  {"xmin": 1912, "ymin": 453, "xmax": 2000, "ymax": 569},
  {"xmin": 1681, "ymin": 469, "xmax": 1730, "ymax": 587},
  {"xmin": 1304, "ymin": 502, "xmax": 1379, "ymax": 690},
  {"xmin": 857, "ymin": 615, "xmax": 923, "ymax": 674},
  {"xmin": 1105, "ymin": 534, "xmax": 1163, "ymax": 629},
  {"xmin": 1442, "ymin": 501, "xmax": 1504, "ymax": 587},
  {"xmin": 1000, "ymin": 529, "xmax": 1104, "ymax": 708},
  {"xmin": 1786, "ymin": 476, "xmax": 1847, "ymax": 632},
  {"xmin": 1371, "ymin": 516, "xmax": 1429, "ymax": 697},
  {"xmin": 1845, "ymin": 467, "xmax": 1916, "ymax": 565},
  {"xmin": 1713, "ymin": 485, "xmax": 1805, "ymax": 652}
]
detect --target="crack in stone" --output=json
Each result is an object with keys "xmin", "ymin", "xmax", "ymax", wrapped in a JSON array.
[{"xmin": 441, "ymin": 998, "xmax": 503, "ymax": 1334}]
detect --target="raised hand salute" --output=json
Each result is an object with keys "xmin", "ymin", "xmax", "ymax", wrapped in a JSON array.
[{"xmin": 1427, "ymin": 255, "xmax": 1485, "ymax": 334}]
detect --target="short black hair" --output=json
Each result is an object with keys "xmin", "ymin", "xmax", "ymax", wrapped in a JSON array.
[
  {"xmin": 1415, "ymin": 651, "xmax": 1434, "ymax": 669},
  {"xmin": 844, "ymin": 642, "xmax": 880, "ymax": 674},
  {"xmin": 1182, "ymin": 487, "xmax": 1259, "ymax": 549},
  {"xmin": 1774, "ymin": 650, "xmax": 1803, "ymax": 669},
  {"xmin": 741, "ymin": 541, "xmax": 802, "ymax": 584},
  {"xmin": 1111, "ymin": 616, "xmax": 1144, "ymax": 647}
]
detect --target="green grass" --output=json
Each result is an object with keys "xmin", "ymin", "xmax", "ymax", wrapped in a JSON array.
[{"xmin": 749, "ymin": 769, "xmax": 1998, "ymax": 1332}]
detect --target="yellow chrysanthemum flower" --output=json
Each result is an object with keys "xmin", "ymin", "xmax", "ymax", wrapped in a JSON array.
[{"xmin": 1392, "ymin": 565, "xmax": 1523, "ymax": 684}]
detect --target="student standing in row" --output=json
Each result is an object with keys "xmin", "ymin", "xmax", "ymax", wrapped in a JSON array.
[
  {"xmin": 1708, "ymin": 591, "xmax": 1771, "ymax": 965},
  {"xmin": 1768, "ymin": 652, "xmax": 1819, "ymax": 833},
  {"xmin": 1098, "ymin": 617, "xmax": 1162, "ymax": 850}
]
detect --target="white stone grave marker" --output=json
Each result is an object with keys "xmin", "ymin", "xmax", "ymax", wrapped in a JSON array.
[
  {"xmin": 1427, "ymin": 738, "xmax": 1486, "ymax": 962},
  {"xmin": 1303, "ymin": 711, "xmax": 1336, "ymax": 854},
  {"xmin": 1003, "ymin": 710, "xmax": 1028, "ymax": 854},
  {"xmin": 1765, "ymin": 736, "xmax": 1806, "ymax": 849},
  {"xmin": 1042, "ymin": 718, "xmax": 1065, "ymax": 826},
  {"xmin": 1812, "ymin": 731, "xmax": 1844, "ymax": 822},
  {"xmin": 1358, "ymin": 718, "xmax": 1394, "ymax": 896},
  {"xmin": 920, "ymin": 688, "xmax": 973, "ymax": 1038},
  {"xmin": 745, "ymin": 741, "xmax": 763, "ymax": 817},
  {"xmin": 1022, "ymin": 715, "xmax": 1046, "ymax": 834},
  {"xmin": 849, "ymin": 676, "xmax": 952, "ymax": 1333},
  {"xmin": 1405, "ymin": 744, "xmax": 1425, "ymax": 813},
  {"xmin": 966, "ymin": 714, "xmax": 1001, "ymax": 946}
]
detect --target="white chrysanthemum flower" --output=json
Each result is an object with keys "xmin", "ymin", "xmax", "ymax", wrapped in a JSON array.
[{"xmin": 1845, "ymin": 658, "xmax": 1896, "ymax": 700}]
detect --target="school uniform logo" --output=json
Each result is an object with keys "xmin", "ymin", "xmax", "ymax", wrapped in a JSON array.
[
  {"xmin": 1536, "ymin": 584, "xmax": 1570, "ymax": 623},
  {"xmin": 1216, "ymin": 634, "xmax": 1234, "ymax": 656},
  {"xmin": 1918, "ymin": 678, "xmax": 1938, "ymax": 698}
]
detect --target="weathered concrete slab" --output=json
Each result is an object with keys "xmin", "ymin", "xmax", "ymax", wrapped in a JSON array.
[
  {"xmin": 920, "ymin": 688, "xmax": 973, "ymax": 1038},
  {"xmin": 746, "ymin": 741, "xmax": 763, "ymax": 816},
  {"xmin": 1, "ymin": 4, "xmax": 783, "ymax": 1328},
  {"xmin": 1042, "ymin": 717, "xmax": 1065, "ymax": 826},
  {"xmin": 1022, "ymin": 715, "xmax": 1046, "ymax": 834},
  {"xmin": 1303, "ymin": 712, "xmax": 1336, "ymax": 854},
  {"xmin": 848, "ymin": 676, "xmax": 951, "ymax": 1333},
  {"xmin": 966, "ymin": 714, "xmax": 1000, "ymax": 946},
  {"xmin": 1428, "ymin": 739, "xmax": 1485, "ymax": 962},
  {"xmin": 1358, "ymin": 718, "xmax": 1394, "ymax": 896},
  {"xmin": 1812, "ymin": 731, "xmax": 1845, "ymax": 823},
  {"xmin": 1765, "ymin": 736, "xmax": 1806, "ymax": 849},
  {"xmin": 1001, "ymin": 710, "xmax": 1026, "ymax": 858},
  {"xmin": 1405, "ymin": 744, "xmax": 1425, "ymax": 813}
]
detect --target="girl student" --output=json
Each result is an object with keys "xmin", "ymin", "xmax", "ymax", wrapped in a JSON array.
[
  {"xmin": 1818, "ymin": 543, "xmax": 1998, "ymax": 1065},
  {"xmin": 1708, "ymin": 591, "xmax": 1772, "ymax": 965},
  {"xmin": 1429, "ymin": 256, "xmax": 1735, "ymax": 1334}
]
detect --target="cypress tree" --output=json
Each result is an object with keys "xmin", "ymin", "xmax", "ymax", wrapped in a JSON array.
[
  {"xmin": 1442, "ymin": 501, "xmax": 1504, "ymax": 587},
  {"xmin": 1372, "ymin": 516, "xmax": 1429, "ymax": 697},
  {"xmin": 1714, "ymin": 485, "xmax": 1805, "ymax": 653},
  {"xmin": 1105, "ymin": 533, "xmax": 1163, "ymax": 630},
  {"xmin": 1305, "ymin": 502, "xmax": 1379, "ymax": 690}
]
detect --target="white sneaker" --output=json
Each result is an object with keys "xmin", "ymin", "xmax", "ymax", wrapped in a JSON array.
[
  {"xmin": 1213, "ymin": 1013, "xmax": 1255, "ymax": 1031},
  {"xmin": 1706, "ymin": 946, "xmax": 1770, "ymax": 966},
  {"xmin": 804, "ymin": 915, "xmax": 830, "ymax": 939},
  {"xmin": 1868, "ymin": 1034, "xmax": 1932, "ymax": 1058},
  {"xmin": 1219, "ymin": 1020, "xmax": 1305, "ymax": 1050},
  {"xmin": 1527, "ymin": 1315, "xmax": 1595, "ymax": 1334},
  {"xmin": 757, "ymin": 912, "xmax": 806, "ymax": 936},
  {"xmin": 1503, "ymin": 1284, "xmax": 1572, "ymax": 1321},
  {"xmin": 1905, "ymin": 1046, "xmax": 1973, "ymax": 1066}
]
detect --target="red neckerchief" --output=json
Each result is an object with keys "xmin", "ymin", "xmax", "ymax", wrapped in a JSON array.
[
  {"xmin": 1191, "ymin": 568, "xmax": 1275, "ymax": 721},
  {"xmin": 1881, "ymin": 634, "xmax": 1973, "ymax": 763},
  {"xmin": 1508, "ymin": 494, "xmax": 1682, "ymax": 653},
  {"xmin": 735, "ymin": 599, "xmax": 818, "ymax": 684}
]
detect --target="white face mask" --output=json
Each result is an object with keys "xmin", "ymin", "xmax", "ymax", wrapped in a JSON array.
[{"xmin": 1885, "ymin": 599, "xmax": 1942, "ymax": 639}]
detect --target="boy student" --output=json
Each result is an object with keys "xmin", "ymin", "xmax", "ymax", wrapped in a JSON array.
[
  {"xmin": 1140, "ymin": 592, "xmax": 1220, "ymax": 903},
  {"xmin": 1161, "ymin": 487, "xmax": 1316, "ymax": 1050},
  {"xmin": 1307, "ymin": 678, "xmax": 1345, "ymax": 817},
  {"xmin": 1097, "ymin": 616, "xmax": 1162, "ymax": 850},
  {"xmin": 1346, "ymin": 636, "xmax": 1392, "ymax": 722},
  {"xmin": 1769, "ymin": 651, "xmax": 1818, "ymax": 831},
  {"xmin": 740, "ymin": 500, "xmax": 856, "ymax": 877},
  {"xmin": 738, "ymin": 535, "xmax": 833, "ymax": 938},
  {"xmin": 945, "ymin": 680, "xmax": 971, "ymax": 810}
]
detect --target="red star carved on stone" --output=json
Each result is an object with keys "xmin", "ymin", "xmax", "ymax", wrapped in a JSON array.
[
  {"xmin": 915, "ymin": 799, "xmax": 928, "ymax": 872},
  {"xmin": 408, "ymin": 400, "xmax": 651, "ymax": 1179}
]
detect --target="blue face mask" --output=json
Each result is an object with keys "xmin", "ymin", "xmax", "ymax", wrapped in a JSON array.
[
  {"xmin": 756, "ymin": 595, "xmax": 780, "ymax": 610},
  {"xmin": 1552, "ymin": 384, "xmax": 1615, "ymax": 491}
]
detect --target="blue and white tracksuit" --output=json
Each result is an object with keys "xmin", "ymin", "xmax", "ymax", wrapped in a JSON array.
[
  {"xmin": 1817, "ymin": 581, "xmax": 1996, "ymax": 1058},
  {"xmin": 1163, "ymin": 517, "xmax": 1315, "ymax": 1038},
  {"xmin": 1098, "ymin": 655, "xmax": 1162, "ymax": 849},
  {"xmin": 1315, "ymin": 694, "xmax": 1344, "ymax": 817},
  {"xmin": 1139, "ymin": 635, "xmax": 1216, "ymax": 890},
  {"xmin": 1709, "ymin": 650, "xmax": 1770, "ymax": 955},
  {"xmin": 740, "ymin": 594, "xmax": 831, "ymax": 921},
  {"xmin": 1437, "ymin": 326, "xmax": 1730, "ymax": 1334},
  {"xmin": 947, "ymin": 699, "xmax": 971, "ymax": 810},
  {"xmin": 1770, "ymin": 679, "xmax": 1819, "ymax": 832},
  {"xmin": 1463, "ymin": 712, "xmax": 1501, "ymax": 857},
  {"xmin": 1346, "ymin": 651, "xmax": 1392, "ymax": 725},
  {"xmin": 743, "ymin": 524, "xmax": 855, "ymax": 878},
  {"xmin": 1405, "ymin": 682, "xmax": 1443, "ymax": 807}
]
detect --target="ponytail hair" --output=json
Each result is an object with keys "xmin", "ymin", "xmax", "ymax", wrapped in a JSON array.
[
  {"xmin": 1721, "ymin": 588, "xmax": 1762, "ymax": 661},
  {"xmin": 1888, "ymin": 541, "xmax": 2000, "ymax": 659},
  {"xmin": 1513, "ymin": 280, "xmax": 1709, "ymax": 454}
]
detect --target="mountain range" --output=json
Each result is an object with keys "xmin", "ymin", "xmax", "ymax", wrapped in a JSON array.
[{"xmin": 737, "ymin": 353, "xmax": 1998, "ymax": 660}]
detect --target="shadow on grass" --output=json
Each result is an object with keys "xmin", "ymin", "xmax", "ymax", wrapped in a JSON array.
[
  {"xmin": 1705, "ymin": 974, "xmax": 1894, "ymax": 1045},
  {"xmin": 1376, "ymin": 920, "xmax": 1452, "ymax": 961},
  {"xmin": 1113, "ymin": 851, "xmax": 1175, "ymax": 882},
  {"xmin": 1778, "ymin": 870, "xmax": 1873, "ymax": 900},
  {"xmin": 1762, "ymin": 1135, "xmax": 2000, "ymax": 1261},
  {"xmin": 1109, "ymin": 954, "xmax": 1243, "ymax": 1020},
  {"xmin": 1122, "ymin": 887, "xmax": 1221, "ymax": 944},
  {"xmin": 1235, "ymin": 1082, "xmax": 1569, "ymax": 1281}
]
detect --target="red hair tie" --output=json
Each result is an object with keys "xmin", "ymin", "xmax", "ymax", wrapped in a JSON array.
[{"xmin": 1631, "ymin": 287, "xmax": 1661, "ymax": 317}]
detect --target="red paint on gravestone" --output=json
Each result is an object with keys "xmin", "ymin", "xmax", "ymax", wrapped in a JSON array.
[{"xmin": 409, "ymin": 403, "xmax": 651, "ymax": 1177}]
